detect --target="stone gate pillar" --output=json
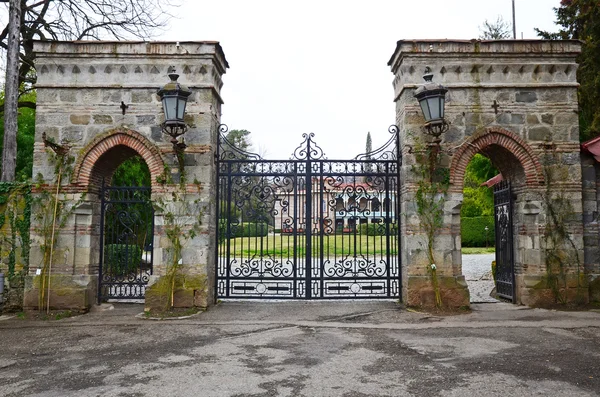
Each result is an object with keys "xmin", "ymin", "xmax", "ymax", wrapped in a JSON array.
[
  {"xmin": 389, "ymin": 39, "xmax": 586, "ymax": 307},
  {"xmin": 25, "ymin": 41, "xmax": 228, "ymax": 310}
]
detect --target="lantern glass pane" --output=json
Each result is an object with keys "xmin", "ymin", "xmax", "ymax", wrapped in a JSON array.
[
  {"xmin": 419, "ymin": 99, "xmax": 431, "ymax": 122},
  {"xmin": 427, "ymin": 96, "xmax": 441, "ymax": 121},
  {"xmin": 163, "ymin": 96, "xmax": 177, "ymax": 121},
  {"xmin": 439, "ymin": 97, "xmax": 445, "ymax": 119},
  {"xmin": 177, "ymin": 98, "xmax": 187, "ymax": 120}
]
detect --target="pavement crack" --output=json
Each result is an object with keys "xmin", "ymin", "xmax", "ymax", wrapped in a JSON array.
[
  {"xmin": 215, "ymin": 324, "xmax": 298, "ymax": 341},
  {"xmin": 322, "ymin": 309, "xmax": 400, "ymax": 322}
]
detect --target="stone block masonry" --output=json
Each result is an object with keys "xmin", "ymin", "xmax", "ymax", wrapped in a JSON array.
[
  {"xmin": 26, "ymin": 41, "xmax": 228, "ymax": 311},
  {"xmin": 389, "ymin": 39, "xmax": 587, "ymax": 307}
]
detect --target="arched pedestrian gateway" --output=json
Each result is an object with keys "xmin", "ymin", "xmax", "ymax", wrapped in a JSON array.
[
  {"xmin": 449, "ymin": 127, "xmax": 544, "ymax": 189},
  {"xmin": 73, "ymin": 128, "xmax": 166, "ymax": 190},
  {"xmin": 449, "ymin": 127, "xmax": 544, "ymax": 302},
  {"xmin": 72, "ymin": 129, "xmax": 164, "ymax": 301}
]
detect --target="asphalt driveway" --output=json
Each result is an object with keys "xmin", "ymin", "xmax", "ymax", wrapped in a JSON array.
[{"xmin": 0, "ymin": 301, "xmax": 599, "ymax": 396}]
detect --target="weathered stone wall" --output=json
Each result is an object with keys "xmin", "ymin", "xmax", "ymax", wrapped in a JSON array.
[
  {"xmin": 26, "ymin": 41, "xmax": 227, "ymax": 310},
  {"xmin": 581, "ymin": 151, "xmax": 600, "ymax": 302},
  {"xmin": 0, "ymin": 276, "xmax": 24, "ymax": 313},
  {"xmin": 389, "ymin": 39, "xmax": 585, "ymax": 307}
]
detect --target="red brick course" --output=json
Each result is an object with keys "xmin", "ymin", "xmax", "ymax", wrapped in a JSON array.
[
  {"xmin": 449, "ymin": 126, "xmax": 544, "ymax": 190},
  {"xmin": 72, "ymin": 128, "xmax": 166, "ymax": 189}
]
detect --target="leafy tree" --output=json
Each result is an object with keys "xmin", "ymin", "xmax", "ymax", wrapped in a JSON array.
[
  {"xmin": 219, "ymin": 128, "xmax": 271, "ymax": 225},
  {"xmin": 0, "ymin": 91, "xmax": 35, "ymax": 181},
  {"xmin": 466, "ymin": 153, "xmax": 498, "ymax": 182},
  {"xmin": 0, "ymin": 0, "xmax": 179, "ymax": 181},
  {"xmin": 111, "ymin": 156, "xmax": 151, "ymax": 187},
  {"xmin": 536, "ymin": 0, "xmax": 600, "ymax": 141},
  {"xmin": 461, "ymin": 154, "xmax": 498, "ymax": 217},
  {"xmin": 479, "ymin": 16, "xmax": 512, "ymax": 39},
  {"xmin": 224, "ymin": 129, "xmax": 252, "ymax": 156}
]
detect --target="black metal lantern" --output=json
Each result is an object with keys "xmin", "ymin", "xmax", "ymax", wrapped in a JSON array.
[
  {"xmin": 414, "ymin": 66, "xmax": 449, "ymax": 139},
  {"xmin": 157, "ymin": 66, "xmax": 192, "ymax": 148}
]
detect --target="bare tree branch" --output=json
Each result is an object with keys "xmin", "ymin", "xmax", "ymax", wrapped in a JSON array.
[
  {"xmin": 0, "ymin": 0, "xmax": 180, "ymax": 179},
  {"xmin": 478, "ymin": 16, "xmax": 512, "ymax": 40}
]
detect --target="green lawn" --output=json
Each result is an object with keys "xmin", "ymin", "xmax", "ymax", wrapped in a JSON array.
[
  {"xmin": 461, "ymin": 247, "xmax": 496, "ymax": 255},
  {"xmin": 219, "ymin": 234, "xmax": 397, "ymax": 256},
  {"xmin": 219, "ymin": 236, "xmax": 493, "ymax": 256}
]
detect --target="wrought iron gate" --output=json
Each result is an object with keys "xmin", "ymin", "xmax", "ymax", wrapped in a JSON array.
[
  {"xmin": 216, "ymin": 125, "xmax": 401, "ymax": 299},
  {"xmin": 98, "ymin": 184, "xmax": 154, "ymax": 302},
  {"xmin": 494, "ymin": 180, "xmax": 515, "ymax": 302}
]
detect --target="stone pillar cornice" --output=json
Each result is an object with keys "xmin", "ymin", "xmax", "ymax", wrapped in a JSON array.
[
  {"xmin": 33, "ymin": 40, "xmax": 228, "ymax": 100},
  {"xmin": 388, "ymin": 39, "xmax": 582, "ymax": 71},
  {"xmin": 389, "ymin": 39, "xmax": 582, "ymax": 101},
  {"xmin": 33, "ymin": 40, "xmax": 228, "ymax": 69}
]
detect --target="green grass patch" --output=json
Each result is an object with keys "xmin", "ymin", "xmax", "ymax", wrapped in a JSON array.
[
  {"xmin": 219, "ymin": 234, "xmax": 398, "ymax": 256},
  {"xmin": 462, "ymin": 247, "xmax": 496, "ymax": 255}
]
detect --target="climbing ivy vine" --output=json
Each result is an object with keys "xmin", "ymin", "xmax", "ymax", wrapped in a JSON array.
[
  {"xmin": 33, "ymin": 145, "xmax": 85, "ymax": 312},
  {"xmin": 0, "ymin": 182, "xmax": 32, "ymax": 280},
  {"xmin": 150, "ymin": 166, "xmax": 207, "ymax": 312},
  {"xmin": 411, "ymin": 137, "xmax": 450, "ymax": 308},
  {"xmin": 540, "ymin": 148, "xmax": 585, "ymax": 304}
]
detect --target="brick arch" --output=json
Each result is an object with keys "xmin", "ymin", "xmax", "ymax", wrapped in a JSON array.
[
  {"xmin": 449, "ymin": 126, "xmax": 544, "ymax": 189},
  {"xmin": 73, "ymin": 127, "xmax": 165, "ymax": 188}
]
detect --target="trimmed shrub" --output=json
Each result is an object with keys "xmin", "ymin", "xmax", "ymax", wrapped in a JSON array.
[
  {"xmin": 225, "ymin": 222, "xmax": 269, "ymax": 238},
  {"xmin": 461, "ymin": 216, "xmax": 495, "ymax": 247},
  {"xmin": 359, "ymin": 223, "xmax": 387, "ymax": 236},
  {"xmin": 104, "ymin": 244, "xmax": 142, "ymax": 276}
]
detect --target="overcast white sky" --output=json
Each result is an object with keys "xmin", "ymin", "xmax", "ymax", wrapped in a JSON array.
[
  {"xmin": 0, "ymin": 0, "xmax": 561, "ymax": 159},
  {"xmin": 159, "ymin": 0, "xmax": 561, "ymax": 159}
]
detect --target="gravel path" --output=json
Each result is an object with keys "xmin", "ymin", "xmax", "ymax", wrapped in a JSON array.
[{"xmin": 462, "ymin": 253, "xmax": 498, "ymax": 303}]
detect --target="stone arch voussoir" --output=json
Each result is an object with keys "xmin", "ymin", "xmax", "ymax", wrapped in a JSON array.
[
  {"xmin": 449, "ymin": 126, "xmax": 544, "ymax": 189},
  {"xmin": 73, "ymin": 127, "xmax": 166, "ymax": 189}
]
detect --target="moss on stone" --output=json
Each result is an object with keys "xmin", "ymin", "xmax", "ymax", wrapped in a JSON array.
[
  {"xmin": 145, "ymin": 272, "xmax": 208, "ymax": 312},
  {"xmin": 526, "ymin": 274, "xmax": 589, "ymax": 307},
  {"xmin": 23, "ymin": 275, "xmax": 93, "ymax": 310},
  {"xmin": 406, "ymin": 275, "xmax": 469, "ymax": 309},
  {"xmin": 183, "ymin": 274, "xmax": 207, "ymax": 290}
]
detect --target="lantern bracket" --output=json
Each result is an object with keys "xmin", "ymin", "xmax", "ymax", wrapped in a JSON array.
[
  {"xmin": 421, "ymin": 119, "xmax": 450, "ymax": 140},
  {"xmin": 162, "ymin": 123, "xmax": 188, "ymax": 151}
]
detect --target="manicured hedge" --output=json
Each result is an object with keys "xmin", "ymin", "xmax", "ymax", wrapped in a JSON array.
[
  {"xmin": 359, "ymin": 223, "xmax": 387, "ymax": 236},
  {"xmin": 234, "ymin": 222, "xmax": 269, "ymax": 237},
  {"xmin": 104, "ymin": 244, "xmax": 142, "ymax": 276},
  {"xmin": 461, "ymin": 216, "xmax": 495, "ymax": 247},
  {"xmin": 219, "ymin": 222, "xmax": 269, "ymax": 240}
]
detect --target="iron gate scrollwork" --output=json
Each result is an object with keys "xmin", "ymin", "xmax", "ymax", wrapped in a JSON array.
[
  {"xmin": 216, "ymin": 124, "xmax": 401, "ymax": 299},
  {"xmin": 494, "ymin": 180, "xmax": 515, "ymax": 302},
  {"xmin": 98, "ymin": 184, "xmax": 154, "ymax": 302}
]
